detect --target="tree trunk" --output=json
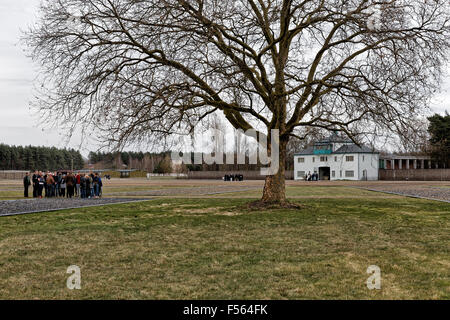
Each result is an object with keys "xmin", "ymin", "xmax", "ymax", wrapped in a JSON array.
[{"xmin": 261, "ymin": 137, "xmax": 288, "ymax": 204}]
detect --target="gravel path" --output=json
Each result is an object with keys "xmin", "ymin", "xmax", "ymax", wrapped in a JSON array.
[
  {"xmin": 357, "ymin": 185, "xmax": 450, "ymax": 203},
  {"xmin": 0, "ymin": 198, "xmax": 152, "ymax": 217}
]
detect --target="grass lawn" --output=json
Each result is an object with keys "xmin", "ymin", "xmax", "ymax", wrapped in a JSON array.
[{"xmin": 0, "ymin": 188, "xmax": 448, "ymax": 300}]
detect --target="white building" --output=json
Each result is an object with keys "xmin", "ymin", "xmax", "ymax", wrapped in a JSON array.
[{"xmin": 294, "ymin": 134, "xmax": 380, "ymax": 181}]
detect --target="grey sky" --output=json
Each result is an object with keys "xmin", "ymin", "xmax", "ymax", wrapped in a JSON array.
[{"xmin": 0, "ymin": 0, "xmax": 449, "ymax": 156}]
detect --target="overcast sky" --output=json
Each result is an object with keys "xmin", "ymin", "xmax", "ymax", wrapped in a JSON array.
[{"xmin": 0, "ymin": 0, "xmax": 449, "ymax": 157}]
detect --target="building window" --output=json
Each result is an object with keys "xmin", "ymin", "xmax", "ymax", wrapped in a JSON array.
[
  {"xmin": 345, "ymin": 171, "xmax": 355, "ymax": 178},
  {"xmin": 298, "ymin": 158, "xmax": 305, "ymax": 163},
  {"xmin": 340, "ymin": 171, "xmax": 342, "ymax": 178},
  {"xmin": 312, "ymin": 157, "xmax": 315, "ymax": 163},
  {"xmin": 298, "ymin": 171, "xmax": 306, "ymax": 178},
  {"xmin": 346, "ymin": 156, "xmax": 354, "ymax": 162},
  {"xmin": 335, "ymin": 156, "xmax": 338, "ymax": 162},
  {"xmin": 320, "ymin": 156, "xmax": 328, "ymax": 162},
  {"xmin": 332, "ymin": 171, "xmax": 336, "ymax": 178},
  {"xmin": 363, "ymin": 156, "xmax": 365, "ymax": 162}
]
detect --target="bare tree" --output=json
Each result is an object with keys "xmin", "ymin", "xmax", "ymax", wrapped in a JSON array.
[{"xmin": 26, "ymin": 0, "xmax": 450, "ymax": 205}]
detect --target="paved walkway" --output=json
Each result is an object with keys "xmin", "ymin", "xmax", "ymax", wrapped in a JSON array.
[
  {"xmin": 356, "ymin": 185, "xmax": 450, "ymax": 203},
  {"xmin": 0, "ymin": 198, "xmax": 152, "ymax": 217}
]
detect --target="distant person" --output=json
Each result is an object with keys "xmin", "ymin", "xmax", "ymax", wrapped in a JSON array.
[
  {"xmin": 98, "ymin": 175, "xmax": 103, "ymax": 197},
  {"xmin": 52, "ymin": 172, "xmax": 58, "ymax": 197},
  {"xmin": 60, "ymin": 175, "xmax": 66, "ymax": 197},
  {"xmin": 80, "ymin": 175, "xmax": 87, "ymax": 199},
  {"xmin": 46, "ymin": 173, "xmax": 55, "ymax": 198},
  {"xmin": 66, "ymin": 173, "xmax": 75, "ymax": 198},
  {"xmin": 23, "ymin": 172, "xmax": 31, "ymax": 198},
  {"xmin": 32, "ymin": 171, "xmax": 39, "ymax": 198},
  {"xmin": 37, "ymin": 173, "xmax": 45, "ymax": 198},
  {"xmin": 89, "ymin": 174, "xmax": 94, "ymax": 198},
  {"xmin": 55, "ymin": 172, "xmax": 62, "ymax": 197},
  {"xmin": 43, "ymin": 172, "xmax": 48, "ymax": 197},
  {"xmin": 75, "ymin": 172, "xmax": 81, "ymax": 197},
  {"xmin": 93, "ymin": 173, "xmax": 100, "ymax": 198},
  {"xmin": 85, "ymin": 175, "xmax": 91, "ymax": 198}
]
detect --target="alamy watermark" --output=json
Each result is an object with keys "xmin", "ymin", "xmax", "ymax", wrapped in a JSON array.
[
  {"xmin": 171, "ymin": 128, "xmax": 280, "ymax": 176},
  {"xmin": 67, "ymin": 265, "xmax": 81, "ymax": 290},
  {"xmin": 366, "ymin": 265, "xmax": 382, "ymax": 290}
]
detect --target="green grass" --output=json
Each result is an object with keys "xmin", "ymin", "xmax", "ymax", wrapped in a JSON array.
[
  {"xmin": 210, "ymin": 186, "xmax": 398, "ymax": 199},
  {"xmin": 0, "ymin": 193, "xmax": 448, "ymax": 300}
]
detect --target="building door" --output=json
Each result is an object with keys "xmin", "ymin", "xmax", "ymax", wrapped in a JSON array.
[
  {"xmin": 319, "ymin": 167, "xmax": 331, "ymax": 181},
  {"xmin": 362, "ymin": 170, "xmax": 368, "ymax": 181}
]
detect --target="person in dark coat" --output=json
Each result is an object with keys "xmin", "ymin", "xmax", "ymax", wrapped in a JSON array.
[
  {"xmin": 23, "ymin": 172, "xmax": 31, "ymax": 198},
  {"xmin": 85, "ymin": 175, "xmax": 91, "ymax": 198},
  {"xmin": 98, "ymin": 175, "xmax": 103, "ymax": 197},
  {"xmin": 55, "ymin": 172, "xmax": 62, "ymax": 197},
  {"xmin": 66, "ymin": 173, "xmax": 75, "ymax": 198},
  {"xmin": 32, "ymin": 171, "xmax": 39, "ymax": 198},
  {"xmin": 80, "ymin": 175, "xmax": 86, "ymax": 199},
  {"xmin": 43, "ymin": 172, "xmax": 48, "ymax": 197},
  {"xmin": 37, "ymin": 173, "xmax": 45, "ymax": 198},
  {"xmin": 93, "ymin": 173, "xmax": 100, "ymax": 198},
  {"xmin": 60, "ymin": 175, "xmax": 66, "ymax": 197}
]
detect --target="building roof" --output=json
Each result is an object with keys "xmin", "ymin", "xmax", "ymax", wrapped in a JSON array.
[
  {"xmin": 380, "ymin": 154, "xmax": 431, "ymax": 160},
  {"xmin": 334, "ymin": 144, "xmax": 379, "ymax": 154},
  {"xmin": 294, "ymin": 144, "xmax": 379, "ymax": 156},
  {"xmin": 295, "ymin": 146, "xmax": 315, "ymax": 156}
]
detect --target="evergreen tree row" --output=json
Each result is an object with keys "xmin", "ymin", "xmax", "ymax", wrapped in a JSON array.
[
  {"xmin": 428, "ymin": 112, "xmax": 450, "ymax": 168},
  {"xmin": 0, "ymin": 144, "xmax": 84, "ymax": 171}
]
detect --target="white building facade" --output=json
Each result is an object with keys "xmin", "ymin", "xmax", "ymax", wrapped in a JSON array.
[{"xmin": 294, "ymin": 135, "xmax": 380, "ymax": 181}]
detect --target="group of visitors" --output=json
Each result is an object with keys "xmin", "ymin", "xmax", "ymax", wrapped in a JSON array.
[
  {"xmin": 23, "ymin": 171, "xmax": 103, "ymax": 199},
  {"xmin": 224, "ymin": 174, "xmax": 244, "ymax": 182},
  {"xmin": 305, "ymin": 172, "xmax": 319, "ymax": 181}
]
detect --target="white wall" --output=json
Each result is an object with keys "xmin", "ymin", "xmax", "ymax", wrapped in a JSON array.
[
  {"xmin": 331, "ymin": 153, "xmax": 359, "ymax": 180},
  {"xmin": 294, "ymin": 155, "xmax": 319, "ymax": 180},
  {"xmin": 358, "ymin": 153, "xmax": 380, "ymax": 181},
  {"xmin": 294, "ymin": 153, "xmax": 379, "ymax": 181}
]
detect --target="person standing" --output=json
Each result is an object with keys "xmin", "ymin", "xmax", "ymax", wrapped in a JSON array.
[
  {"xmin": 32, "ymin": 171, "xmax": 39, "ymax": 198},
  {"xmin": 60, "ymin": 174, "xmax": 66, "ymax": 198},
  {"xmin": 56, "ymin": 172, "xmax": 62, "ymax": 197},
  {"xmin": 98, "ymin": 175, "xmax": 103, "ymax": 198},
  {"xmin": 75, "ymin": 172, "xmax": 81, "ymax": 197},
  {"xmin": 43, "ymin": 172, "xmax": 48, "ymax": 197},
  {"xmin": 85, "ymin": 175, "xmax": 91, "ymax": 198},
  {"xmin": 52, "ymin": 172, "xmax": 57, "ymax": 197},
  {"xmin": 23, "ymin": 172, "xmax": 31, "ymax": 198},
  {"xmin": 66, "ymin": 172, "xmax": 75, "ymax": 198},
  {"xmin": 46, "ymin": 173, "xmax": 55, "ymax": 198},
  {"xmin": 89, "ymin": 174, "xmax": 94, "ymax": 198},
  {"xmin": 93, "ymin": 173, "xmax": 100, "ymax": 198},
  {"xmin": 80, "ymin": 175, "xmax": 86, "ymax": 199},
  {"xmin": 38, "ymin": 172, "xmax": 45, "ymax": 198}
]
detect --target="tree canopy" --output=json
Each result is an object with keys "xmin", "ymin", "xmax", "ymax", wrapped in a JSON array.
[
  {"xmin": 26, "ymin": 0, "xmax": 450, "ymax": 204},
  {"xmin": 428, "ymin": 112, "xmax": 450, "ymax": 168},
  {"xmin": 0, "ymin": 144, "xmax": 84, "ymax": 171}
]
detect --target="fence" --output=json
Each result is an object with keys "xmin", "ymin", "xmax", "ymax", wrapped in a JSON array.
[
  {"xmin": 379, "ymin": 169, "xmax": 450, "ymax": 181},
  {"xmin": 0, "ymin": 171, "xmax": 29, "ymax": 180},
  {"xmin": 188, "ymin": 171, "xmax": 295, "ymax": 180}
]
